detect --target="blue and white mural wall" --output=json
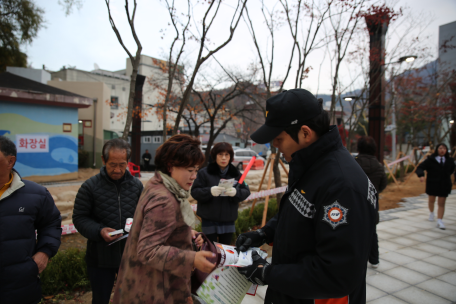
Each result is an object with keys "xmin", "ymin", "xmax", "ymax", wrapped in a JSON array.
[{"xmin": 0, "ymin": 101, "xmax": 78, "ymax": 179}]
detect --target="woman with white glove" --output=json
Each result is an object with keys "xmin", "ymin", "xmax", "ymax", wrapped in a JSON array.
[{"xmin": 191, "ymin": 143, "xmax": 251, "ymax": 245}]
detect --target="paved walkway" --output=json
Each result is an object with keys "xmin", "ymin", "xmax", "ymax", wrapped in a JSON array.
[{"xmin": 242, "ymin": 192, "xmax": 456, "ymax": 304}]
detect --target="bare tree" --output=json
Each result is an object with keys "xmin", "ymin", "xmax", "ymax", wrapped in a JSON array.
[
  {"xmin": 160, "ymin": 0, "xmax": 191, "ymax": 142},
  {"xmin": 105, "ymin": 0, "xmax": 142, "ymax": 140},
  {"xmin": 172, "ymin": 0, "xmax": 248, "ymax": 135}
]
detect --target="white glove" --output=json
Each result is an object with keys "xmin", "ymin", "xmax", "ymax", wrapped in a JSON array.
[
  {"xmin": 225, "ymin": 188, "xmax": 237, "ymax": 197},
  {"xmin": 211, "ymin": 186, "xmax": 224, "ymax": 197}
]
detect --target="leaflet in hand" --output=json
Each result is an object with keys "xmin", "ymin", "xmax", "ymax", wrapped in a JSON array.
[
  {"xmin": 215, "ymin": 243, "xmax": 267, "ymax": 267},
  {"xmin": 218, "ymin": 178, "xmax": 237, "ymax": 196},
  {"xmin": 197, "ymin": 243, "xmax": 268, "ymax": 304}
]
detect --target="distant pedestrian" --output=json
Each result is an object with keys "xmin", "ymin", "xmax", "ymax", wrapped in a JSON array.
[
  {"xmin": 0, "ymin": 136, "xmax": 62, "ymax": 304},
  {"xmin": 142, "ymin": 149, "xmax": 152, "ymax": 171},
  {"xmin": 73, "ymin": 138, "xmax": 143, "ymax": 304},
  {"xmin": 416, "ymin": 143, "xmax": 455, "ymax": 230},
  {"xmin": 355, "ymin": 136, "xmax": 387, "ymax": 269}
]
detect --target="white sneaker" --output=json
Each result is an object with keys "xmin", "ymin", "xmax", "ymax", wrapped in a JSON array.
[
  {"xmin": 369, "ymin": 263, "xmax": 379, "ymax": 269},
  {"xmin": 437, "ymin": 220, "xmax": 446, "ymax": 230},
  {"xmin": 429, "ymin": 213, "xmax": 435, "ymax": 221}
]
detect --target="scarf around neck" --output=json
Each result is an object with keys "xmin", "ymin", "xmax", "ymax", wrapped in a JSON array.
[{"xmin": 158, "ymin": 171, "xmax": 197, "ymax": 227}]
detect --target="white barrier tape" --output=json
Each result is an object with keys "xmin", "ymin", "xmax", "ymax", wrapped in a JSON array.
[
  {"xmin": 61, "ymin": 224, "xmax": 78, "ymax": 235},
  {"xmin": 387, "ymin": 155, "xmax": 410, "ymax": 167},
  {"xmin": 191, "ymin": 185, "xmax": 288, "ymax": 212},
  {"xmin": 244, "ymin": 186, "xmax": 287, "ymax": 201},
  {"xmin": 60, "ymin": 187, "xmax": 290, "ymax": 234}
]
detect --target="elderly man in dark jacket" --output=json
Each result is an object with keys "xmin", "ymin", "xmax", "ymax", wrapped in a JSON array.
[
  {"xmin": 73, "ymin": 139, "xmax": 143, "ymax": 304},
  {"xmin": 0, "ymin": 136, "xmax": 61, "ymax": 304},
  {"xmin": 355, "ymin": 136, "xmax": 387, "ymax": 269},
  {"xmin": 235, "ymin": 90, "xmax": 377, "ymax": 304}
]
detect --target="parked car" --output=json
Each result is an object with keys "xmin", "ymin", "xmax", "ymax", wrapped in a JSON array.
[{"xmin": 232, "ymin": 149, "xmax": 265, "ymax": 170}]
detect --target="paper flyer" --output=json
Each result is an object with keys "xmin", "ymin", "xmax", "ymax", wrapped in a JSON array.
[
  {"xmin": 218, "ymin": 178, "xmax": 237, "ymax": 196},
  {"xmin": 197, "ymin": 243, "xmax": 267, "ymax": 304}
]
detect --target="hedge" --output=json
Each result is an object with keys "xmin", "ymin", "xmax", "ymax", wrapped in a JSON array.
[{"xmin": 40, "ymin": 248, "xmax": 90, "ymax": 296}]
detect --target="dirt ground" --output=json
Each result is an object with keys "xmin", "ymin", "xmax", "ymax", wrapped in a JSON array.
[
  {"xmin": 379, "ymin": 173, "xmax": 456, "ymax": 210},
  {"xmin": 76, "ymin": 168, "xmax": 100, "ymax": 181}
]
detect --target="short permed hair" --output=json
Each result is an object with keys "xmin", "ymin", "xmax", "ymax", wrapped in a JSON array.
[
  {"xmin": 102, "ymin": 138, "xmax": 131, "ymax": 162},
  {"xmin": 0, "ymin": 136, "xmax": 17, "ymax": 158},
  {"xmin": 155, "ymin": 134, "xmax": 205, "ymax": 175},
  {"xmin": 284, "ymin": 98, "xmax": 329, "ymax": 144},
  {"xmin": 211, "ymin": 142, "xmax": 234, "ymax": 163},
  {"xmin": 357, "ymin": 136, "xmax": 377, "ymax": 156}
]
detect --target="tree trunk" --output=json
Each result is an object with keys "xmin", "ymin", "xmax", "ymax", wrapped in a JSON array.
[{"xmin": 122, "ymin": 57, "xmax": 140, "ymax": 141}]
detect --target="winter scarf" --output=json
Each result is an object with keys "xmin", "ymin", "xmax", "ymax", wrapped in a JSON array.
[{"xmin": 159, "ymin": 171, "xmax": 197, "ymax": 227}]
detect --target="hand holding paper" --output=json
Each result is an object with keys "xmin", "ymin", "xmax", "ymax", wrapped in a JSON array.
[
  {"xmin": 211, "ymin": 186, "xmax": 224, "ymax": 197},
  {"xmin": 237, "ymin": 251, "xmax": 270, "ymax": 286},
  {"xmin": 225, "ymin": 188, "xmax": 237, "ymax": 197}
]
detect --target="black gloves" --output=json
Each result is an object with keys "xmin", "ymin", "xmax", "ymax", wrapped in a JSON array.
[
  {"xmin": 237, "ymin": 251, "xmax": 270, "ymax": 286},
  {"xmin": 236, "ymin": 229, "xmax": 268, "ymax": 252}
]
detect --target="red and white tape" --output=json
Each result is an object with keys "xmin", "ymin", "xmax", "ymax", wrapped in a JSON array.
[
  {"xmin": 62, "ymin": 186, "xmax": 289, "ymax": 235},
  {"xmin": 61, "ymin": 224, "xmax": 78, "ymax": 235},
  {"xmin": 191, "ymin": 185, "xmax": 287, "ymax": 212}
]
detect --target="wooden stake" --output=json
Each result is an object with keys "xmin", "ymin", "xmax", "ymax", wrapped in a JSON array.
[
  {"xmin": 249, "ymin": 155, "xmax": 272, "ymax": 216},
  {"xmin": 262, "ymin": 156, "xmax": 276, "ymax": 227},
  {"xmin": 279, "ymin": 159, "xmax": 289, "ymax": 176},
  {"xmin": 384, "ymin": 159, "xmax": 400, "ymax": 186}
]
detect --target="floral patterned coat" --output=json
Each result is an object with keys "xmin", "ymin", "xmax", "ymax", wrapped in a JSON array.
[{"xmin": 112, "ymin": 172, "xmax": 196, "ymax": 304}]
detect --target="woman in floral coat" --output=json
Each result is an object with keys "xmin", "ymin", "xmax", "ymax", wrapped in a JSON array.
[{"xmin": 113, "ymin": 135, "xmax": 215, "ymax": 304}]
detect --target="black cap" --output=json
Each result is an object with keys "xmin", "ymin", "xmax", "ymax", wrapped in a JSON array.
[{"xmin": 250, "ymin": 89, "xmax": 322, "ymax": 144}]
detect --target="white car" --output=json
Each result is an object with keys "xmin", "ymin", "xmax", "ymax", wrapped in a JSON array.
[{"xmin": 232, "ymin": 149, "xmax": 265, "ymax": 170}]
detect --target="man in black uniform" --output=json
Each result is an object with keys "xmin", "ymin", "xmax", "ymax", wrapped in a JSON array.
[{"xmin": 236, "ymin": 89, "xmax": 377, "ymax": 304}]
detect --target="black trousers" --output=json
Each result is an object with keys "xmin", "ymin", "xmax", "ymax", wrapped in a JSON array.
[
  {"xmin": 369, "ymin": 227, "xmax": 379, "ymax": 265},
  {"xmin": 206, "ymin": 233, "xmax": 234, "ymax": 245},
  {"xmin": 87, "ymin": 266, "xmax": 118, "ymax": 304}
]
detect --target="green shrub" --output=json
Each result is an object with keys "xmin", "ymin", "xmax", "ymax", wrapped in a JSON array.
[
  {"xmin": 40, "ymin": 248, "xmax": 90, "ymax": 296},
  {"xmin": 234, "ymin": 199, "xmax": 278, "ymax": 239}
]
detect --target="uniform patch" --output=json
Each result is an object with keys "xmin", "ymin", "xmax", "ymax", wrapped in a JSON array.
[
  {"xmin": 322, "ymin": 201, "xmax": 349, "ymax": 230},
  {"xmin": 367, "ymin": 179, "xmax": 377, "ymax": 209},
  {"xmin": 289, "ymin": 189, "xmax": 315, "ymax": 219}
]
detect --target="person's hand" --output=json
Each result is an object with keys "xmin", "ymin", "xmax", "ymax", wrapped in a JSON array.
[
  {"xmin": 32, "ymin": 252, "xmax": 49, "ymax": 274},
  {"xmin": 420, "ymin": 177, "xmax": 425, "ymax": 183},
  {"xmin": 237, "ymin": 251, "xmax": 270, "ymax": 286},
  {"xmin": 236, "ymin": 229, "xmax": 267, "ymax": 252},
  {"xmin": 100, "ymin": 227, "xmax": 123, "ymax": 243},
  {"xmin": 211, "ymin": 186, "xmax": 224, "ymax": 197},
  {"xmin": 192, "ymin": 230, "xmax": 204, "ymax": 248},
  {"xmin": 194, "ymin": 251, "xmax": 216, "ymax": 273},
  {"xmin": 225, "ymin": 188, "xmax": 237, "ymax": 197}
]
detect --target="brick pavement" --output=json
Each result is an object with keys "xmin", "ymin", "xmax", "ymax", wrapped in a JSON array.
[{"xmin": 242, "ymin": 191, "xmax": 456, "ymax": 303}]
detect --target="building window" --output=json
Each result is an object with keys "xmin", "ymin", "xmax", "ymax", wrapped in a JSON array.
[
  {"xmin": 112, "ymin": 84, "xmax": 116, "ymax": 90},
  {"xmin": 110, "ymin": 96, "xmax": 119, "ymax": 109},
  {"xmin": 153, "ymin": 136, "xmax": 162, "ymax": 144},
  {"xmin": 142, "ymin": 136, "xmax": 152, "ymax": 144}
]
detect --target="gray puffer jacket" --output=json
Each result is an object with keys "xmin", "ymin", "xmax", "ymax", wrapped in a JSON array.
[{"xmin": 73, "ymin": 167, "xmax": 143, "ymax": 268}]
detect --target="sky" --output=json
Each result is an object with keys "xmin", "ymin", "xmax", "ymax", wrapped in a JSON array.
[{"xmin": 25, "ymin": 0, "xmax": 456, "ymax": 95}]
